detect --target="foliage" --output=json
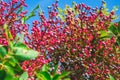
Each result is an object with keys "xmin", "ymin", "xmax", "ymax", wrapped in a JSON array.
[
  {"xmin": 0, "ymin": 25, "xmax": 39, "ymax": 80},
  {"xmin": 0, "ymin": 0, "xmax": 48, "ymax": 80},
  {"xmin": 36, "ymin": 64, "xmax": 70, "ymax": 80}
]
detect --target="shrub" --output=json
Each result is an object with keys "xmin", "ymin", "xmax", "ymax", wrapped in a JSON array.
[{"xmin": 25, "ymin": 1, "xmax": 120, "ymax": 79}]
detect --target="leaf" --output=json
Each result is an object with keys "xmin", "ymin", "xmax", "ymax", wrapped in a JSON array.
[
  {"xmin": 4, "ymin": 24, "xmax": 13, "ymax": 39},
  {"xmin": 4, "ymin": 24, "xmax": 13, "ymax": 47},
  {"xmin": 52, "ymin": 74, "xmax": 60, "ymax": 80},
  {"xmin": 58, "ymin": 7, "xmax": 63, "ymax": 14},
  {"xmin": 17, "ymin": 7, "xmax": 23, "ymax": 14},
  {"xmin": 22, "ymin": 17, "xmax": 26, "ymax": 24},
  {"xmin": 100, "ymin": 31, "xmax": 108, "ymax": 38},
  {"xmin": 42, "ymin": 65, "xmax": 47, "ymax": 71},
  {"xmin": 53, "ymin": 64, "xmax": 59, "ymax": 75},
  {"xmin": 32, "ymin": 5, "xmax": 40, "ymax": 12},
  {"xmin": 117, "ymin": 36, "xmax": 120, "ymax": 46},
  {"xmin": 22, "ymin": 4, "xmax": 40, "ymax": 24},
  {"xmin": 59, "ymin": 71, "xmax": 70, "ymax": 78},
  {"xmin": 0, "ymin": 70, "xmax": 6, "ymax": 79},
  {"xmin": 100, "ymin": 31, "xmax": 114, "ymax": 39},
  {"xmin": 19, "ymin": 72, "xmax": 28, "ymax": 80},
  {"xmin": 109, "ymin": 74, "xmax": 115, "ymax": 80},
  {"xmin": 19, "ymin": 32, "xmax": 25, "ymax": 43},
  {"xmin": 14, "ymin": 42, "xmax": 28, "ymax": 49},
  {"xmin": 0, "ymin": 45, "xmax": 7, "ymax": 57},
  {"xmin": 4, "ymin": 65, "xmax": 16, "ymax": 80},
  {"xmin": 109, "ymin": 25, "xmax": 118, "ymax": 35},
  {"xmin": 63, "ymin": 78, "xmax": 70, "ymax": 80},
  {"xmin": 41, "ymin": 64, "xmax": 49, "ymax": 72},
  {"xmin": 4, "ymin": 56, "xmax": 18, "ymax": 67},
  {"xmin": 58, "ymin": 14, "xmax": 65, "ymax": 21},
  {"xmin": 13, "ymin": 47, "xmax": 39, "ymax": 61},
  {"xmin": 52, "ymin": 71, "xmax": 70, "ymax": 80},
  {"xmin": 36, "ymin": 71, "xmax": 51, "ymax": 80},
  {"xmin": 118, "ymin": 21, "xmax": 120, "ymax": 33}
]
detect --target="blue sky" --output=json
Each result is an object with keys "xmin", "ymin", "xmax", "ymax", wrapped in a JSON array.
[{"xmin": 25, "ymin": 0, "xmax": 120, "ymax": 25}]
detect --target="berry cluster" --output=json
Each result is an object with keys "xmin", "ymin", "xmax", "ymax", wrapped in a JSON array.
[
  {"xmin": 0, "ymin": 0, "xmax": 28, "ymax": 45},
  {"xmin": 25, "ymin": 1, "xmax": 120, "ymax": 79}
]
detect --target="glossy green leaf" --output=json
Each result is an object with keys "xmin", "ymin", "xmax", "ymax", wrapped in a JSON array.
[
  {"xmin": 52, "ymin": 74, "xmax": 60, "ymax": 80},
  {"xmin": 22, "ymin": 5, "xmax": 39, "ymax": 24},
  {"xmin": 4, "ymin": 65, "xmax": 16, "ymax": 80},
  {"xmin": 0, "ymin": 45, "xmax": 7, "ymax": 57},
  {"xmin": 52, "ymin": 71, "xmax": 70, "ymax": 80},
  {"xmin": 36, "ymin": 71, "xmax": 51, "ymax": 80},
  {"xmin": 4, "ymin": 56, "xmax": 18, "ymax": 67},
  {"xmin": 53, "ymin": 64, "xmax": 59, "ymax": 75},
  {"xmin": 14, "ymin": 47, "xmax": 39, "ymax": 61},
  {"xmin": 19, "ymin": 72, "xmax": 28, "ymax": 80},
  {"xmin": 4, "ymin": 24, "xmax": 13, "ymax": 39},
  {"xmin": 100, "ymin": 31, "xmax": 114, "ymax": 39},
  {"xmin": 109, "ymin": 25, "xmax": 118, "ymax": 35},
  {"xmin": 14, "ymin": 42, "xmax": 28, "ymax": 49},
  {"xmin": 17, "ymin": 7, "xmax": 23, "ymax": 14},
  {"xmin": 109, "ymin": 74, "xmax": 115, "ymax": 80},
  {"xmin": 117, "ymin": 36, "xmax": 120, "ymax": 46},
  {"xmin": 63, "ymin": 78, "xmax": 70, "ymax": 80},
  {"xmin": 59, "ymin": 71, "xmax": 70, "ymax": 78},
  {"xmin": 0, "ymin": 70, "xmax": 6, "ymax": 79},
  {"xmin": 118, "ymin": 21, "xmax": 120, "ymax": 33},
  {"xmin": 41, "ymin": 64, "xmax": 50, "ymax": 72}
]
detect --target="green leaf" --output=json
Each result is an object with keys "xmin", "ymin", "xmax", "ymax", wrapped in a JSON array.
[
  {"xmin": 63, "ymin": 78, "xmax": 70, "ymax": 80},
  {"xmin": 14, "ymin": 47, "xmax": 39, "ymax": 61},
  {"xmin": 117, "ymin": 36, "xmax": 120, "ymax": 46},
  {"xmin": 58, "ymin": 14, "xmax": 65, "ymax": 21},
  {"xmin": 32, "ymin": 5, "xmax": 40, "ymax": 12},
  {"xmin": 118, "ymin": 21, "xmax": 120, "ymax": 33},
  {"xmin": 0, "ymin": 70, "xmax": 6, "ymax": 79},
  {"xmin": 59, "ymin": 71, "xmax": 70, "ymax": 78},
  {"xmin": 36, "ymin": 71, "xmax": 51, "ymax": 80},
  {"xmin": 0, "ymin": 45, "xmax": 7, "ymax": 57},
  {"xmin": 109, "ymin": 74, "xmax": 115, "ymax": 80},
  {"xmin": 109, "ymin": 25, "xmax": 118, "ymax": 35},
  {"xmin": 100, "ymin": 31, "xmax": 114, "ymax": 39},
  {"xmin": 3, "ymin": 67, "xmax": 18, "ymax": 80},
  {"xmin": 19, "ymin": 72, "xmax": 28, "ymax": 80},
  {"xmin": 19, "ymin": 32, "xmax": 25, "ymax": 43},
  {"xmin": 58, "ymin": 7, "xmax": 63, "ymax": 14},
  {"xmin": 17, "ymin": 7, "xmax": 23, "ymax": 14},
  {"xmin": 52, "ymin": 71, "xmax": 70, "ymax": 80},
  {"xmin": 52, "ymin": 74, "xmax": 60, "ymax": 80},
  {"xmin": 41, "ymin": 64, "xmax": 49, "ymax": 72},
  {"xmin": 22, "ymin": 5, "xmax": 39, "ymax": 24},
  {"xmin": 14, "ymin": 42, "xmax": 28, "ymax": 49},
  {"xmin": 53, "ymin": 64, "xmax": 59, "ymax": 75},
  {"xmin": 42, "ymin": 64, "xmax": 47, "ymax": 71},
  {"xmin": 4, "ymin": 24, "xmax": 13, "ymax": 39},
  {"xmin": 4, "ymin": 65, "xmax": 16, "ymax": 80},
  {"xmin": 22, "ymin": 17, "xmax": 26, "ymax": 24},
  {"xmin": 4, "ymin": 56, "xmax": 18, "ymax": 67},
  {"xmin": 100, "ymin": 31, "xmax": 108, "ymax": 38}
]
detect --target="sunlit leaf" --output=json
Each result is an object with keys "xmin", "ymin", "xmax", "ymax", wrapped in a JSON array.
[
  {"xmin": 109, "ymin": 74, "xmax": 115, "ymax": 80},
  {"xmin": 19, "ymin": 72, "xmax": 28, "ymax": 80}
]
